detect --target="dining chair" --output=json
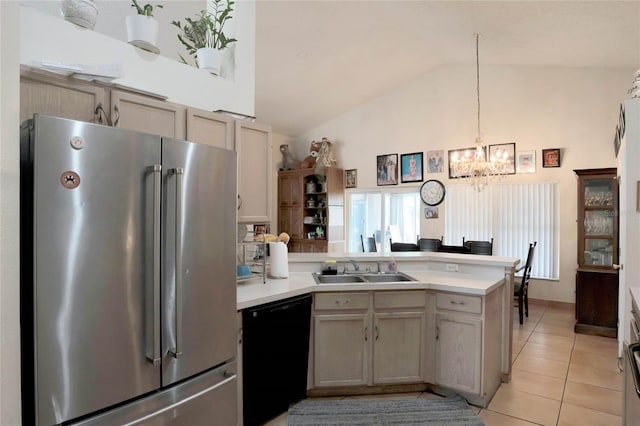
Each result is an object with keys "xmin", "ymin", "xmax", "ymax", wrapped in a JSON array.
[
  {"xmin": 515, "ymin": 242, "xmax": 537, "ymax": 324},
  {"xmin": 389, "ymin": 239, "xmax": 419, "ymax": 252},
  {"xmin": 360, "ymin": 234, "xmax": 377, "ymax": 252},
  {"xmin": 417, "ymin": 237, "xmax": 443, "ymax": 252},
  {"xmin": 464, "ymin": 238, "xmax": 494, "ymax": 255}
]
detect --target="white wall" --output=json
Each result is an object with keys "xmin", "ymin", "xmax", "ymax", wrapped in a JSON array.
[
  {"xmin": 19, "ymin": 4, "xmax": 255, "ymax": 117},
  {"xmin": 1, "ymin": 2, "xmax": 22, "ymax": 424},
  {"xmin": 293, "ymin": 64, "xmax": 631, "ymax": 303}
]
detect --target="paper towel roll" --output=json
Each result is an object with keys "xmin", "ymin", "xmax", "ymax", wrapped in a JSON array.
[{"xmin": 269, "ymin": 242, "xmax": 289, "ymax": 278}]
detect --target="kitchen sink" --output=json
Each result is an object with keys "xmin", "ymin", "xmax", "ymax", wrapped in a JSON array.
[
  {"xmin": 358, "ymin": 273, "xmax": 415, "ymax": 283},
  {"xmin": 314, "ymin": 274, "xmax": 366, "ymax": 284},
  {"xmin": 312, "ymin": 271, "xmax": 416, "ymax": 284}
]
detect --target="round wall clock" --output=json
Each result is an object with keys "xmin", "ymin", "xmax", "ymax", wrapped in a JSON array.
[{"xmin": 420, "ymin": 179, "xmax": 446, "ymax": 206}]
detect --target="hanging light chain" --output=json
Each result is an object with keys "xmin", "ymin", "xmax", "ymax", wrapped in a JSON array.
[{"xmin": 475, "ymin": 33, "xmax": 482, "ymax": 142}]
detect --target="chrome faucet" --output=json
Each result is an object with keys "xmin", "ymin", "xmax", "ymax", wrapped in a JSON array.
[{"xmin": 349, "ymin": 259, "xmax": 360, "ymax": 272}]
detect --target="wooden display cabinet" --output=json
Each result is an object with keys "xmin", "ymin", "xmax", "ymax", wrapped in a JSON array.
[
  {"xmin": 574, "ymin": 168, "xmax": 619, "ymax": 338},
  {"xmin": 277, "ymin": 167, "xmax": 344, "ymax": 253}
]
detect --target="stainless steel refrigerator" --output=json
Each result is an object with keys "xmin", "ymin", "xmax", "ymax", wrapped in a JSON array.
[{"xmin": 20, "ymin": 114, "xmax": 238, "ymax": 425}]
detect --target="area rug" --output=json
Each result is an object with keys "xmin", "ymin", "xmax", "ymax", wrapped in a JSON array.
[{"xmin": 287, "ymin": 394, "xmax": 485, "ymax": 425}]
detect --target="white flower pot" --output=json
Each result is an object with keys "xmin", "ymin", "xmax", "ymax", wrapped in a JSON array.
[
  {"xmin": 196, "ymin": 47, "xmax": 222, "ymax": 75},
  {"xmin": 61, "ymin": 0, "xmax": 98, "ymax": 30},
  {"xmin": 126, "ymin": 15, "xmax": 160, "ymax": 54}
]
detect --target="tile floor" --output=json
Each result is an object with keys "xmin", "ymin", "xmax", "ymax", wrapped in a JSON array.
[{"xmin": 265, "ymin": 299, "xmax": 623, "ymax": 426}]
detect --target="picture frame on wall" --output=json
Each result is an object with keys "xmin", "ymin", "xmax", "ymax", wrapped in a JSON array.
[
  {"xmin": 516, "ymin": 151, "xmax": 536, "ymax": 174},
  {"xmin": 400, "ymin": 152, "xmax": 424, "ymax": 183},
  {"xmin": 377, "ymin": 154, "xmax": 398, "ymax": 186},
  {"xmin": 542, "ymin": 148, "xmax": 561, "ymax": 168},
  {"xmin": 345, "ymin": 169, "xmax": 357, "ymax": 188},
  {"xmin": 488, "ymin": 143, "xmax": 516, "ymax": 174},
  {"xmin": 448, "ymin": 147, "xmax": 479, "ymax": 178},
  {"xmin": 427, "ymin": 150, "xmax": 444, "ymax": 173},
  {"xmin": 425, "ymin": 207, "xmax": 439, "ymax": 219}
]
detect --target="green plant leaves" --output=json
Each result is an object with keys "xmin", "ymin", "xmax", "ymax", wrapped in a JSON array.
[{"xmin": 171, "ymin": 0, "xmax": 237, "ymax": 59}]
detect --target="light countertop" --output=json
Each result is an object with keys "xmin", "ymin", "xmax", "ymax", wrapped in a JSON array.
[{"xmin": 237, "ymin": 270, "xmax": 505, "ymax": 310}]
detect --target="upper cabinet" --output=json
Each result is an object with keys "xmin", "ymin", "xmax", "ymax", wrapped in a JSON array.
[
  {"xmin": 111, "ymin": 91, "xmax": 186, "ymax": 139},
  {"xmin": 20, "ymin": 69, "xmax": 105, "ymax": 124},
  {"xmin": 575, "ymin": 168, "xmax": 619, "ymax": 269},
  {"xmin": 186, "ymin": 109, "xmax": 234, "ymax": 150},
  {"xmin": 235, "ymin": 121, "xmax": 272, "ymax": 224}
]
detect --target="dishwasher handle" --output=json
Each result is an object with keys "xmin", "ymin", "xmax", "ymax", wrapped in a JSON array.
[{"xmin": 629, "ymin": 343, "xmax": 640, "ymax": 397}]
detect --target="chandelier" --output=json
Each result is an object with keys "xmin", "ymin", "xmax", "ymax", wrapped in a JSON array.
[{"xmin": 450, "ymin": 34, "xmax": 509, "ymax": 192}]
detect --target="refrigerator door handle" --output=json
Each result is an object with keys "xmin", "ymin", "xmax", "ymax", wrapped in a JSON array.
[
  {"xmin": 147, "ymin": 164, "xmax": 162, "ymax": 365},
  {"xmin": 169, "ymin": 167, "xmax": 184, "ymax": 359}
]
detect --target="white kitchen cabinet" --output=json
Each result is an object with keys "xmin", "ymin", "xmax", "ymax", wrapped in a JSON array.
[
  {"xmin": 313, "ymin": 293, "xmax": 370, "ymax": 387},
  {"xmin": 372, "ymin": 291, "xmax": 426, "ymax": 384},
  {"xmin": 435, "ymin": 312, "xmax": 482, "ymax": 394},
  {"xmin": 312, "ymin": 290, "xmax": 427, "ymax": 388},
  {"xmin": 111, "ymin": 90, "xmax": 186, "ymax": 139},
  {"xmin": 186, "ymin": 108, "xmax": 234, "ymax": 149},
  {"xmin": 235, "ymin": 121, "xmax": 272, "ymax": 224},
  {"xmin": 20, "ymin": 69, "xmax": 106, "ymax": 124},
  {"xmin": 433, "ymin": 290, "xmax": 502, "ymax": 405}
]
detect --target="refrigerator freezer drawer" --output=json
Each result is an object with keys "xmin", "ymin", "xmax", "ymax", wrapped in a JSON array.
[{"xmin": 71, "ymin": 361, "xmax": 237, "ymax": 426}]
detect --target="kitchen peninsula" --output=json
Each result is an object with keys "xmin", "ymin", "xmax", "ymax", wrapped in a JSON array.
[{"xmin": 237, "ymin": 251, "xmax": 519, "ymax": 419}]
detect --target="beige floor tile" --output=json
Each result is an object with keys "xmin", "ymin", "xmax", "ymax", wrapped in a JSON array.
[
  {"xmin": 487, "ymin": 386, "xmax": 561, "ymax": 426},
  {"xmin": 557, "ymin": 402, "xmax": 622, "ymax": 426},
  {"xmin": 567, "ymin": 362, "xmax": 623, "ymax": 391},
  {"xmin": 571, "ymin": 348, "xmax": 621, "ymax": 373},
  {"xmin": 507, "ymin": 368, "xmax": 566, "ymax": 400},
  {"xmin": 520, "ymin": 341, "xmax": 572, "ymax": 363},
  {"xmin": 479, "ymin": 409, "xmax": 540, "ymax": 425},
  {"xmin": 528, "ymin": 331, "xmax": 575, "ymax": 349},
  {"xmin": 563, "ymin": 380, "xmax": 623, "ymax": 416},
  {"xmin": 513, "ymin": 328, "xmax": 533, "ymax": 341},
  {"xmin": 513, "ymin": 354, "xmax": 569, "ymax": 379},
  {"xmin": 574, "ymin": 334, "xmax": 618, "ymax": 354},
  {"xmin": 534, "ymin": 322, "xmax": 576, "ymax": 338},
  {"xmin": 513, "ymin": 320, "xmax": 538, "ymax": 332}
]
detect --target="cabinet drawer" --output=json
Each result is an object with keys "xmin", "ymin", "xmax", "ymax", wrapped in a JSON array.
[
  {"xmin": 315, "ymin": 292, "xmax": 369, "ymax": 310},
  {"xmin": 374, "ymin": 291, "xmax": 426, "ymax": 309},
  {"xmin": 436, "ymin": 293, "xmax": 482, "ymax": 314}
]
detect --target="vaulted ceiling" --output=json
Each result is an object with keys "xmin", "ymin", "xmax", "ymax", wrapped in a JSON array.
[{"xmin": 255, "ymin": 1, "xmax": 640, "ymax": 136}]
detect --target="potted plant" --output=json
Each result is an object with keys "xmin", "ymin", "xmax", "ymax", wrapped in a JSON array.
[
  {"xmin": 171, "ymin": 0, "xmax": 238, "ymax": 75},
  {"xmin": 61, "ymin": 0, "xmax": 98, "ymax": 30},
  {"xmin": 126, "ymin": 0, "xmax": 163, "ymax": 53}
]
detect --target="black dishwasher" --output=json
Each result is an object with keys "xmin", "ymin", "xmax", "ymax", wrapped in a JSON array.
[{"xmin": 242, "ymin": 294, "xmax": 312, "ymax": 426}]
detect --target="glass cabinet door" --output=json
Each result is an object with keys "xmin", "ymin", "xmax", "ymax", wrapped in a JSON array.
[{"xmin": 575, "ymin": 169, "xmax": 618, "ymax": 269}]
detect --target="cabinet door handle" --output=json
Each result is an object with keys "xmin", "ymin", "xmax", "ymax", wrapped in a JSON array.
[
  {"xmin": 436, "ymin": 326, "xmax": 439, "ymax": 340},
  {"xmin": 113, "ymin": 104, "xmax": 120, "ymax": 127},
  {"xmin": 375, "ymin": 325, "xmax": 379, "ymax": 341},
  {"xmin": 450, "ymin": 300, "xmax": 465, "ymax": 305},
  {"xmin": 364, "ymin": 326, "xmax": 368, "ymax": 341},
  {"xmin": 613, "ymin": 264, "xmax": 623, "ymax": 270},
  {"xmin": 237, "ymin": 194, "xmax": 242, "ymax": 211}
]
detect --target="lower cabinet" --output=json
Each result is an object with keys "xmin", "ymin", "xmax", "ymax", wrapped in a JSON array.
[
  {"xmin": 312, "ymin": 291, "xmax": 426, "ymax": 388},
  {"xmin": 435, "ymin": 313, "xmax": 482, "ymax": 394},
  {"xmin": 433, "ymin": 290, "xmax": 502, "ymax": 406}
]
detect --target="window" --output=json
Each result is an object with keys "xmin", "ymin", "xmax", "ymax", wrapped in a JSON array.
[
  {"xmin": 444, "ymin": 182, "xmax": 560, "ymax": 279},
  {"xmin": 348, "ymin": 189, "xmax": 420, "ymax": 252}
]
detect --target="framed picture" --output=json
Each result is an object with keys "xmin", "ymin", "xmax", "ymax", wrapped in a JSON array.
[
  {"xmin": 426, "ymin": 150, "xmax": 444, "ymax": 173},
  {"xmin": 400, "ymin": 152, "xmax": 424, "ymax": 183},
  {"xmin": 516, "ymin": 150, "xmax": 536, "ymax": 174},
  {"xmin": 614, "ymin": 127, "xmax": 622, "ymax": 158},
  {"xmin": 488, "ymin": 143, "xmax": 516, "ymax": 174},
  {"xmin": 425, "ymin": 206, "xmax": 439, "ymax": 219},
  {"xmin": 448, "ymin": 147, "xmax": 479, "ymax": 178},
  {"xmin": 542, "ymin": 148, "xmax": 561, "ymax": 168},
  {"xmin": 345, "ymin": 169, "xmax": 357, "ymax": 188},
  {"xmin": 377, "ymin": 154, "xmax": 398, "ymax": 186}
]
